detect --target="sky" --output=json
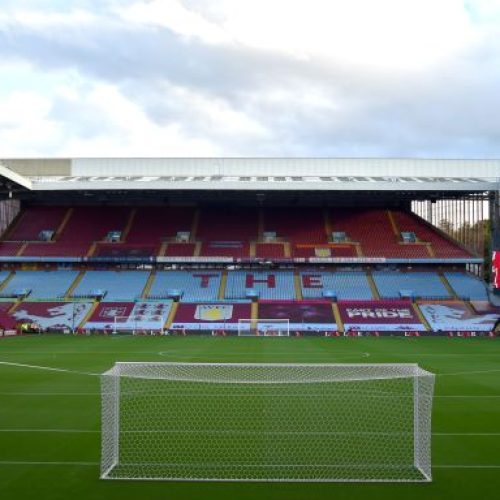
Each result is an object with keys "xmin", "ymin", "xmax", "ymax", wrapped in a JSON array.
[{"xmin": 0, "ymin": 0, "xmax": 500, "ymax": 158}]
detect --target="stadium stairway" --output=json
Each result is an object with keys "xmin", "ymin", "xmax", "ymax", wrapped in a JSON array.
[
  {"xmin": 366, "ymin": 271, "xmax": 381, "ymax": 299},
  {"xmin": 218, "ymin": 271, "xmax": 228, "ymax": 300},
  {"xmin": 191, "ymin": 209, "xmax": 200, "ymax": 240},
  {"xmin": 438, "ymin": 273, "xmax": 459, "ymax": 299},
  {"xmin": 251, "ymin": 301, "xmax": 258, "ymax": 329},
  {"xmin": 249, "ymin": 241, "xmax": 256, "ymax": 258},
  {"xmin": 258, "ymin": 208, "xmax": 264, "ymax": 240},
  {"xmin": 332, "ymin": 302, "xmax": 344, "ymax": 332},
  {"xmin": 194, "ymin": 242, "xmax": 202, "ymax": 257},
  {"xmin": 0, "ymin": 271, "xmax": 14, "ymax": 293},
  {"xmin": 65, "ymin": 271, "xmax": 87, "ymax": 299},
  {"xmin": 412, "ymin": 303, "xmax": 431, "ymax": 331},
  {"xmin": 121, "ymin": 208, "xmax": 137, "ymax": 241},
  {"xmin": 78, "ymin": 301, "xmax": 99, "ymax": 329},
  {"xmin": 294, "ymin": 271, "xmax": 303, "ymax": 300},
  {"xmin": 158, "ymin": 241, "xmax": 168, "ymax": 256},
  {"xmin": 283, "ymin": 241, "xmax": 291, "ymax": 257},
  {"xmin": 387, "ymin": 209, "xmax": 400, "ymax": 238},
  {"xmin": 7, "ymin": 301, "xmax": 20, "ymax": 314},
  {"xmin": 141, "ymin": 270, "xmax": 156, "ymax": 298},
  {"xmin": 54, "ymin": 207, "xmax": 74, "ymax": 239},
  {"xmin": 324, "ymin": 209, "xmax": 332, "ymax": 242},
  {"xmin": 16, "ymin": 243, "xmax": 28, "ymax": 256},
  {"xmin": 86, "ymin": 242, "xmax": 98, "ymax": 257},
  {"xmin": 165, "ymin": 301, "xmax": 179, "ymax": 329}
]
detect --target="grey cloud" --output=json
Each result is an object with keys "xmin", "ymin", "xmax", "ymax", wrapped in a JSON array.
[{"xmin": 1, "ymin": 2, "xmax": 500, "ymax": 157}]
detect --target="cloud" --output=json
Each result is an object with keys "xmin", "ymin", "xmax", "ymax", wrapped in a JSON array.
[{"xmin": 0, "ymin": 0, "xmax": 499, "ymax": 157}]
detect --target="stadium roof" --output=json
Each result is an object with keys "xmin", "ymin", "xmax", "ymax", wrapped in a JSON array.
[{"xmin": 0, "ymin": 157, "xmax": 499, "ymax": 194}]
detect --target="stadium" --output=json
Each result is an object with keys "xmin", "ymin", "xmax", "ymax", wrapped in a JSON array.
[{"xmin": 0, "ymin": 157, "xmax": 499, "ymax": 498}]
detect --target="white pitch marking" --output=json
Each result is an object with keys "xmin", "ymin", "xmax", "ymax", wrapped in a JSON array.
[
  {"xmin": 0, "ymin": 460, "xmax": 499, "ymax": 470},
  {"xmin": 1, "ymin": 428, "xmax": 500, "ymax": 437},
  {"xmin": 437, "ymin": 368, "xmax": 500, "ymax": 377},
  {"xmin": 0, "ymin": 361, "xmax": 99, "ymax": 376},
  {"xmin": 433, "ymin": 465, "xmax": 500, "ymax": 469},
  {"xmin": 0, "ymin": 429, "xmax": 99, "ymax": 433},
  {"xmin": 0, "ymin": 460, "xmax": 98, "ymax": 466}
]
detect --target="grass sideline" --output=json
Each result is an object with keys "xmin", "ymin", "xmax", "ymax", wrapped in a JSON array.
[{"xmin": 0, "ymin": 334, "xmax": 499, "ymax": 500}]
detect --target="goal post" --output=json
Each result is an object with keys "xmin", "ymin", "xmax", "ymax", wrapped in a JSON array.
[
  {"xmin": 238, "ymin": 319, "xmax": 290, "ymax": 336},
  {"xmin": 101, "ymin": 362, "xmax": 435, "ymax": 482}
]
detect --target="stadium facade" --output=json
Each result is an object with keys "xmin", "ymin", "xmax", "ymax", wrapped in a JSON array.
[{"xmin": 0, "ymin": 157, "xmax": 498, "ymax": 336}]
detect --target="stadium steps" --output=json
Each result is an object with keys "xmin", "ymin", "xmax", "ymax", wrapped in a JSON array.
[
  {"xmin": 54, "ymin": 207, "xmax": 74, "ymax": 239},
  {"xmin": 332, "ymin": 302, "xmax": 344, "ymax": 332},
  {"xmin": 258, "ymin": 208, "xmax": 264, "ymax": 240},
  {"xmin": 413, "ymin": 303, "xmax": 431, "ymax": 331},
  {"xmin": 190, "ymin": 209, "xmax": 200, "ymax": 240},
  {"xmin": 355, "ymin": 243, "xmax": 363, "ymax": 256},
  {"xmin": 141, "ymin": 270, "xmax": 156, "ymax": 298},
  {"xmin": 165, "ymin": 301, "xmax": 179, "ymax": 329},
  {"xmin": 16, "ymin": 242, "xmax": 28, "ymax": 256},
  {"xmin": 366, "ymin": 271, "xmax": 381, "ymax": 299},
  {"xmin": 294, "ymin": 271, "xmax": 303, "ymax": 300},
  {"xmin": 7, "ymin": 301, "xmax": 20, "ymax": 314},
  {"xmin": 387, "ymin": 210, "xmax": 401, "ymax": 238},
  {"xmin": 439, "ymin": 273, "xmax": 459, "ymax": 299},
  {"xmin": 78, "ymin": 301, "xmax": 99, "ymax": 329},
  {"xmin": 158, "ymin": 241, "xmax": 168, "ymax": 256},
  {"xmin": 249, "ymin": 241, "xmax": 256, "ymax": 257},
  {"xmin": 251, "ymin": 301, "xmax": 258, "ymax": 330},
  {"xmin": 324, "ymin": 209, "xmax": 332, "ymax": 241},
  {"xmin": 121, "ymin": 208, "xmax": 137, "ymax": 241},
  {"xmin": 0, "ymin": 271, "xmax": 14, "ymax": 292},
  {"xmin": 65, "ymin": 270, "xmax": 86, "ymax": 298},
  {"xmin": 426, "ymin": 243, "xmax": 436, "ymax": 257},
  {"xmin": 86, "ymin": 242, "xmax": 98, "ymax": 257},
  {"xmin": 218, "ymin": 271, "xmax": 228, "ymax": 299},
  {"xmin": 283, "ymin": 241, "xmax": 291, "ymax": 257},
  {"xmin": 194, "ymin": 241, "xmax": 202, "ymax": 256}
]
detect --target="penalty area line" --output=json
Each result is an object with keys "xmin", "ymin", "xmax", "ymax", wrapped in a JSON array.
[{"xmin": 0, "ymin": 361, "xmax": 99, "ymax": 376}]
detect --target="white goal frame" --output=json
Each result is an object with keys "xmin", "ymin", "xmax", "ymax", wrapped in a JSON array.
[
  {"xmin": 101, "ymin": 362, "xmax": 435, "ymax": 482},
  {"xmin": 237, "ymin": 318, "xmax": 290, "ymax": 336}
]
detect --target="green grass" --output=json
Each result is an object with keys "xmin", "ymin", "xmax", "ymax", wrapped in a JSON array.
[{"xmin": 1, "ymin": 335, "xmax": 500, "ymax": 499}]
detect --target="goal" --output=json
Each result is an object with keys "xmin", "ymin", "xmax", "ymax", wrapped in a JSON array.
[
  {"xmin": 101, "ymin": 363, "xmax": 435, "ymax": 482},
  {"xmin": 112, "ymin": 315, "xmax": 165, "ymax": 334},
  {"xmin": 237, "ymin": 319, "xmax": 290, "ymax": 336}
]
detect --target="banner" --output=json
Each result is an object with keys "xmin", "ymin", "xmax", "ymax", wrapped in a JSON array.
[
  {"xmin": 171, "ymin": 302, "xmax": 251, "ymax": 331},
  {"xmin": 85, "ymin": 301, "xmax": 172, "ymax": 330},
  {"xmin": 419, "ymin": 301, "xmax": 498, "ymax": 332},
  {"xmin": 11, "ymin": 302, "xmax": 93, "ymax": 330},
  {"xmin": 338, "ymin": 300, "xmax": 425, "ymax": 331},
  {"xmin": 0, "ymin": 302, "xmax": 16, "ymax": 330},
  {"xmin": 258, "ymin": 300, "xmax": 336, "ymax": 331}
]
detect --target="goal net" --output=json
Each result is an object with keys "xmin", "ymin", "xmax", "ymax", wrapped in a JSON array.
[
  {"xmin": 112, "ymin": 315, "xmax": 165, "ymax": 334},
  {"xmin": 101, "ymin": 363, "xmax": 435, "ymax": 482},
  {"xmin": 238, "ymin": 319, "xmax": 290, "ymax": 336}
]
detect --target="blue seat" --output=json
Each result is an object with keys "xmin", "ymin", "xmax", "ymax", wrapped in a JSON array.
[
  {"xmin": 149, "ymin": 271, "xmax": 222, "ymax": 301},
  {"xmin": 73, "ymin": 271, "xmax": 150, "ymax": 301}
]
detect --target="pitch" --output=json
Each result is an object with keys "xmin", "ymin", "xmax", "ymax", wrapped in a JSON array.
[{"xmin": 0, "ymin": 335, "xmax": 499, "ymax": 499}]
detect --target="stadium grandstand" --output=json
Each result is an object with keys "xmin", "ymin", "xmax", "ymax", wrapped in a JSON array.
[{"xmin": 0, "ymin": 157, "xmax": 498, "ymax": 335}]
